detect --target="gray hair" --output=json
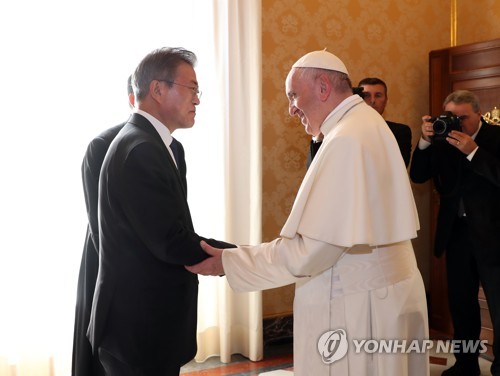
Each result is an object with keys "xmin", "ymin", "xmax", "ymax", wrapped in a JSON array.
[
  {"xmin": 443, "ymin": 90, "xmax": 481, "ymax": 113},
  {"xmin": 132, "ymin": 47, "xmax": 197, "ymax": 101}
]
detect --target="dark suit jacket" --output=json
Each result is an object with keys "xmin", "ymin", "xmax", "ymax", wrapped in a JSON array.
[
  {"xmin": 87, "ymin": 113, "xmax": 232, "ymax": 371},
  {"xmin": 73, "ymin": 122, "xmax": 125, "ymax": 376},
  {"xmin": 306, "ymin": 120, "xmax": 412, "ymax": 168},
  {"xmin": 386, "ymin": 120, "xmax": 412, "ymax": 167},
  {"xmin": 410, "ymin": 119, "xmax": 500, "ymax": 262},
  {"xmin": 73, "ymin": 120, "xmax": 188, "ymax": 375}
]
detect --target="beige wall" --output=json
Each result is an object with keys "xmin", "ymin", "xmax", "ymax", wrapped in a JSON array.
[
  {"xmin": 457, "ymin": 1, "xmax": 500, "ymax": 46},
  {"xmin": 261, "ymin": 0, "xmax": 500, "ymax": 318}
]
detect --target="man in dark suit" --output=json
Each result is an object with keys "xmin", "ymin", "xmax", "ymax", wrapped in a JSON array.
[
  {"xmin": 72, "ymin": 75, "xmax": 189, "ymax": 376},
  {"xmin": 87, "ymin": 47, "xmax": 233, "ymax": 375},
  {"xmin": 358, "ymin": 77, "xmax": 412, "ymax": 167},
  {"xmin": 410, "ymin": 90, "xmax": 500, "ymax": 376},
  {"xmin": 71, "ymin": 75, "xmax": 135, "ymax": 376},
  {"xmin": 307, "ymin": 77, "xmax": 412, "ymax": 167}
]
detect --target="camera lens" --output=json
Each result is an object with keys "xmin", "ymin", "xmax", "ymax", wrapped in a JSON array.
[{"xmin": 433, "ymin": 119, "xmax": 447, "ymax": 135}]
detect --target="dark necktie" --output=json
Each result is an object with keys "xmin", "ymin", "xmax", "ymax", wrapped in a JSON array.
[
  {"xmin": 170, "ymin": 138, "xmax": 187, "ymax": 194},
  {"xmin": 170, "ymin": 139, "xmax": 180, "ymax": 167}
]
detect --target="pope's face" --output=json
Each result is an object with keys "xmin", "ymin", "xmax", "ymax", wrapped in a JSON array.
[{"xmin": 285, "ymin": 68, "xmax": 322, "ymax": 137}]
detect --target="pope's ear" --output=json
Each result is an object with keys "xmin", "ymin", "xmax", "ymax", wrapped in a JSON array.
[{"xmin": 317, "ymin": 74, "xmax": 331, "ymax": 101}]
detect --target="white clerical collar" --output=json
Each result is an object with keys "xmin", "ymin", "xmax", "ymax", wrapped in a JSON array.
[{"xmin": 320, "ymin": 94, "xmax": 363, "ymax": 136}]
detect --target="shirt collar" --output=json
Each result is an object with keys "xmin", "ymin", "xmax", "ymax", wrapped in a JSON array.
[{"xmin": 135, "ymin": 109, "xmax": 173, "ymax": 149}]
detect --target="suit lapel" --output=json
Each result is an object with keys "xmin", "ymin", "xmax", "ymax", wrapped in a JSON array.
[{"xmin": 128, "ymin": 113, "xmax": 187, "ymax": 198}]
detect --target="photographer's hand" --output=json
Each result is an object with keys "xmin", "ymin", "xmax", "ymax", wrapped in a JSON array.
[
  {"xmin": 421, "ymin": 115, "xmax": 434, "ymax": 142},
  {"xmin": 447, "ymin": 130, "xmax": 477, "ymax": 155}
]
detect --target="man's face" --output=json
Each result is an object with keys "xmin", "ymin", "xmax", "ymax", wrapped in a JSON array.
[
  {"xmin": 360, "ymin": 84, "xmax": 387, "ymax": 115},
  {"xmin": 159, "ymin": 62, "xmax": 200, "ymax": 131},
  {"xmin": 444, "ymin": 101, "xmax": 481, "ymax": 136},
  {"xmin": 285, "ymin": 68, "xmax": 322, "ymax": 136}
]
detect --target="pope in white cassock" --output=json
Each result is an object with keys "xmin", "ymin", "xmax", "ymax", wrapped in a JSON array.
[{"xmin": 187, "ymin": 50, "xmax": 429, "ymax": 376}]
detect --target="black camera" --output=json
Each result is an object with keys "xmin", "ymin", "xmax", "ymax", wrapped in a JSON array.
[
  {"xmin": 352, "ymin": 87, "xmax": 365, "ymax": 98},
  {"xmin": 430, "ymin": 111, "xmax": 461, "ymax": 142}
]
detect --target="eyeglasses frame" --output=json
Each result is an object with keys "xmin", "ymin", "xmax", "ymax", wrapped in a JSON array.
[{"xmin": 156, "ymin": 79, "xmax": 202, "ymax": 99}]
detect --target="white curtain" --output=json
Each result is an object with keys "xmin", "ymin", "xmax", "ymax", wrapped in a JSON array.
[
  {"xmin": 176, "ymin": 0, "xmax": 263, "ymax": 364},
  {"xmin": 0, "ymin": 0, "xmax": 262, "ymax": 374}
]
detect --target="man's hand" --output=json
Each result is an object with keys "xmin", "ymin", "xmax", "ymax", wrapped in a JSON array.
[
  {"xmin": 421, "ymin": 115, "xmax": 434, "ymax": 142},
  {"xmin": 446, "ymin": 130, "xmax": 477, "ymax": 155},
  {"xmin": 185, "ymin": 241, "xmax": 225, "ymax": 276}
]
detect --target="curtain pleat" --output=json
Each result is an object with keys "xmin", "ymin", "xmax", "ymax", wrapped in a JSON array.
[{"xmin": 194, "ymin": 0, "xmax": 263, "ymax": 364}]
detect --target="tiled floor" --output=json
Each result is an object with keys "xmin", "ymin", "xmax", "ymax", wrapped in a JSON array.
[
  {"xmin": 180, "ymin": 339, "xmax": 494, "ymax": 375},
  {"xmin": 180, "ymin": 340, "xmax": 293, "ymax": 375}
]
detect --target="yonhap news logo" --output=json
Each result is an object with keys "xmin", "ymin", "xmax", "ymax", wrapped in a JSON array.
[
  {"xmin": 317, "ymin": 329, "xmax": 488, "ymax": 365},
  {"xmin": 317, "ymin": 329, "xmax": 349, "ymax": 364}
]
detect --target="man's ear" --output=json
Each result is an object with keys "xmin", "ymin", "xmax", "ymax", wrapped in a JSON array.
[
  {"xmin": 318, "ymin": 74, "xmax": 331, "ymax": 101},
  {"xmin": 150, "ymin": 80, "xmax": 163, "ymax": 102}
]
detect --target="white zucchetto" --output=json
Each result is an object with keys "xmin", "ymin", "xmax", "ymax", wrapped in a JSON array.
[{"xmin": 292, "ymin": 49, "xmax": 349, "ymax": 75}]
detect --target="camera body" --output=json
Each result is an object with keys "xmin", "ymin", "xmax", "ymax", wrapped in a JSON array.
[
  {"xmin": 352, "ymin": 86, "xmax": 365, "ymax": 98},
  {"xmin": 431, "ymin": 111, "xmax": 461, "ymax": 142}
]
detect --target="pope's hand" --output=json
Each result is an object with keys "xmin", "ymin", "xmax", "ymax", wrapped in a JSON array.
[{"xmin": 185, "ymin": 240, "xmax": 225, "ymax": 276}]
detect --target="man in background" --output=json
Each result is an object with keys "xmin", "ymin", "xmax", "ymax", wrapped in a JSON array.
[
  {"xmin": 358, "ymin": 77, "xmax": 412, "ymax": 167},
  {"xmin": 410, "ymin": 90, "xmax": 500, "ymax": 376},
  {"xmin": 188, "ymin": 50, "xmax": 428, "ymax": 376},
  {"xmin": 71, "ymin": 76, "xmax": 134, "ymax": 376},
  {"xmin": 87, "ymin": 47, "xmax": 233, "ymax": 376},
  {"xmin": 307, "ymin": 76, "xmax": 412, "ymax": 168}
]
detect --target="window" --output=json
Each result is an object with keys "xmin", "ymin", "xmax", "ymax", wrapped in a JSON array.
[{"xmin": 0, "ymin": 0, "xmax": 233, "ymax": 373}]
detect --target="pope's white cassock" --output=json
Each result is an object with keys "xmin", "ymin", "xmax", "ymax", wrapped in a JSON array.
[{"xmin": 222, "ymin": 94, "xmax": 429, "ymax": 375}]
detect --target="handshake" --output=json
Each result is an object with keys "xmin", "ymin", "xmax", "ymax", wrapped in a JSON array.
[{"xmin": 186, "ymin": 240, "xmax": 226, "ymax": 276}]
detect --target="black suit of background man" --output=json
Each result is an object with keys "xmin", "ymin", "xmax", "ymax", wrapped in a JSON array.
[
  {"xmin": 307, "ymin": 77, "xmax": 412, "ymax": 168},
  {"xmin": 410, "ymin": 90, "xmax": 500, "ymax": 376},
  {"xmin": 385, "ymin": 120, "xmax": 412, "ymax": 167},
  {"xmin": 71, "ymin": 76, "xmax": 135, "ymax": 376}
]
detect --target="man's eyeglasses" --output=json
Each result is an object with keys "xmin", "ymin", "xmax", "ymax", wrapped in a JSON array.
[{"xmin": 157, "ymin": 79, "xmax": 202, "ymax": 99}]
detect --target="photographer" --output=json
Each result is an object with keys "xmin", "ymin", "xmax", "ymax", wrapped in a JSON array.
[{"xmin": 410, "ymin": 90, "xmax": 500, "ymax": 376}]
